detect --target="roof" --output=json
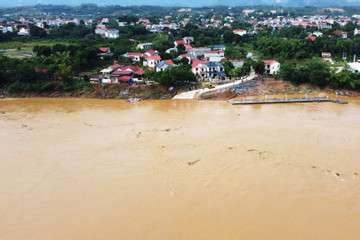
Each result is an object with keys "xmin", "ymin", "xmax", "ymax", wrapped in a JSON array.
[
  {"xmin": 118, "ymin": 76, "xmax": 132, "ymax": 81},
  {"xmin": 145, "ymin": 49, "xmax": 157, "ymax": 56},
  {"xmin": 191, "ymin": 60, "xmax": 206, "ymax": 68},
  {"xmin": 164, "ymin": 59, "xmax": 174, "ymax": 65},
  {"xmin": 333, "ymin": 30, "xmax": 347, "ymax": 35},
  {"xmin": 322, "ymin": 52, "xmax": 331, "ymax": 55},
  {"xmin": 204, "ymin": 50, "xmax": 224, "ymax": 54},
  {"xmin": 133, "ymin": 70, "xmax": 145, "ymax": 75},
  {"xmin": 205, "ymin": 61, "xmax": 224, "ymax": 68},
  {"xmin": 111, "ymin": 70, "xmax": 132, "ymax": 75},
  {"xmin": 146, "ymin": 55, "xmax": 161, "ymax": 60},
  {"xmin": 305, "ymin": 36, "xmax": 316, "ymax": 41},
  {"xmin": 99, "ymin": 47, "xmax": 109, "ymax": 53},
  {"xmin": 175, "ymin": 40, "xmax": 186, "ymax": 45},
  {"xmin": 127, "ymin": 52, "xmax": 143, "ymax": 56},
  {"xmin": 111, "ymin": 64, "xmax": 121, "ymax": 70},
  {"xmin": 233, "ymin": 29, "xmax": 246, "ymax": 32},
  {"xmin": 262, "ymin": 60, "xmax": 279, "ymax": 64}
]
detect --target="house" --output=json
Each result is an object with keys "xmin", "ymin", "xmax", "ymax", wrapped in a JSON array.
[
  {"xmin": 144, "ymin": 49, "xmax": 158, "ymax": 57},
  {"xmin": 210, "ymin": 45, "xmax": 226, "ymax": 51},
  {"xmin": 174, "ymin": 40, "xmax": 186, "ymax": 47},
  {"xmin": 355, "ymin": 28, "xmax": 360, "ymax": 36},
  {"xmin": 322, "ymin": 52, "xmax": 331, "ymax": 58},
  {"xmin": 123, "ymin": 52, "xmax": 143, "ymax": 62},
  {"xmin": 100, "ymin": 63, "xmax": 121, "ymax": 80},
  {"xmin": 348, "ymin": 62, "xmax": 360, "ymax": 73},
  {"xmin": 105, "ymin": 29, "xmax": 119, "ymax": 39},
  {"xmin": 233, "ymin": 29, "xmax": 247, "ymax": 36},
  {"xmin": 305, "ymin": 36, "xmax": 316, "ymax": 41},
  {"xmin": 183, "ymin": 36, "xmax": 194, "ymax": 45},
  {"xmin": 90, "ymin": 74, "xmax": 100, "ymax": 83},
  {"xmin": 156, "ymin": 60, "xmax": 176, "ymax": 72},
  {"xmin": 223, "ymin": 58, "xmax": 246, "ymax": 68},
  {"xmin": 262, "ymin": 60, "xmax": 280, "ymax": 75},
  {"xmin": 178, "ymin": 54, "xmax": 191, "ymax": 63},
  {"xmin": 191, "ymin": 60, "xmax": 207, "ymax": 80},
  {"xmin": 204, "ymin": 50, "xmax": 225, "ymax": 62},
  {"xmin": 143, "ymin": 55, "xmax": 161, "ymax": 69},
  {"xmin": 204, "ymin": 62, "xmax": 227, "ymax": 81},
  {"xmin": 333, "ymin": 30, "xmax": 347, "ymax": 38},
  {"xmin": 18, "ymin": 27, "xmax": 30, "ymax": 36},
  {"xmin": 190, "ymin": 47, "xmax": 212, "ymax": 59},
  {"xmin": 137, "ymin": 43, "xmax": 153, "ymax": 50},
  {"xmin": 98, "ymin": 47, "xmax": 111, "ymax": 58},
  {"xmin": 0, "ymin": 24, "xmax": 13, "ymax": 33}
]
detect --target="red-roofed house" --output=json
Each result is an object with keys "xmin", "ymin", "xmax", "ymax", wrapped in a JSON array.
[
  {"xmin": 322, "ymin": 52, "xmax": 331, "ymax": 58},
  {"xmin": 191, "ymin": 60, "xmax": 207, "ymax": 79},
  {"xmin": 262, "ymin": 60, "xmax": 280, "ymax": 75},
  {"xmin": 124, "ymin": 52, "xmax": 143, "ymax": 62},
  {"xmin": 144, "ymin": 49, "xmax": 158, "ymax": 57},
  {"xmin": 144, "ymin": 55, "xmax": 161, "ymax": 69},
  {"xmin": 233, "ymin": 29, "xmax": 247, "ymax": 36},
  {"xmin": 333, "ymin": 30, "xmax": 348, "ymax": 38},
  {"xmin": 174, "ymin": 40, "xmax": 186, "ymax": 47},
  {"xmin": 98, "ymin": 47, "xmax": 111, "ymax": 59},
  {"xmin": 305, "ymin": 36, "xmax": 316, "ymax": 41}
]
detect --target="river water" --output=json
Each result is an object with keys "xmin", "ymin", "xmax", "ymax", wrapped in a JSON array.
[{"xmin": 0, "ymin": 97, "xmax": 359, "ymax": 239}]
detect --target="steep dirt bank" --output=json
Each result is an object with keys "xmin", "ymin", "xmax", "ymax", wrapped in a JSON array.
[
  {"xmin": 236, "ymin": 78, "xmax": 360, "ymax": 97},
  {"xmin": 5, "ymin": 84, "xmax": 186, "ymax": 100}
]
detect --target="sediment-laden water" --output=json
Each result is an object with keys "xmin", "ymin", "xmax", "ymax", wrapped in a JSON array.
[{"xmin": 0, "ymin": 97, "xmax": 359, "ymax": 239}]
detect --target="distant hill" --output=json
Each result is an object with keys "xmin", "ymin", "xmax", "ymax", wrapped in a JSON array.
[{"xmin": 1, "ymin": 0, "xmax": 360, "ymax": 8}]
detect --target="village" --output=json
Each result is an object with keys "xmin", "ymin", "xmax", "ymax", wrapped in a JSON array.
[{"xmin": 1, "ymin": 5, "xmax": 360, "ymax": 98}]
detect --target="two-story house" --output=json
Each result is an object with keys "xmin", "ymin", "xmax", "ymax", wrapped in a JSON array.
[{"xmin": 262, "ymin": 60, "xmax": 280, "ymax": 75}]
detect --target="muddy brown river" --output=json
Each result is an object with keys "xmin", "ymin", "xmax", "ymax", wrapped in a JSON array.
[{"xmin": 0, "ymin": 97, "xmax": 359, "ymax": 239}]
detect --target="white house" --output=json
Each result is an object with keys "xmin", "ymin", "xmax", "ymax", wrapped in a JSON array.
[
  {"xmin": 105, "ymin": 29, "xmax": 119, "ymax": 39},
  {"xmin": 355, "ymin": 28, "xmax": 360, "ymax": 36},
  {"xmin": 189, "ymin": 47, "xmax": 211, "ymax": 59},
  {"xmin": 321, "ymin": 52, "xmax": 331, "ymax": 58},
  {"xmin": 18, "ymin": 27, "xmax": 30, "ymax": 36},
  {"xmin": 143, "ymin": 55, "xmax": 161, "ymax": 69},
  {"xmin": 137, "ymin": 43, "xmax": 153, "ymax": 50},
  {"xmin": 233, "ymin": 29, "xmax": 247, "ymax": 36},
  {"xmin": 123, "ymin": 52, "xmax": 143, "ymax": 62},
  {"xmin": 348, "ymin": 62, "xmax": 360, "ymax": 73},
  {"xmin": 191, "ymin": 60, "xmax": 207, "ymax": 79},
  {"xmin": 204, "ymin": 50, "xmax": 225, "ymax": 62},
  {"xmin": 262, "ymin": 60, "xmax": 280, "ymax": 75}
]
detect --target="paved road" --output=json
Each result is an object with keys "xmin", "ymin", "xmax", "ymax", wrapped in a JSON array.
[{"xmin": 173, "ymin": 70, "xmax": 256, "ymax": 100}]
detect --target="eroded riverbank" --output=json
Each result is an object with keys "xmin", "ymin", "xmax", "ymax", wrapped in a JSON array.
[{"xmin": 0, "ymin": 98, "xmax": 359, "ymax": 239}]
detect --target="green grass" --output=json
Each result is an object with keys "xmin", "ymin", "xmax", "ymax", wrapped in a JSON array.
[
  {"xmin": 1, "ymin": 48, "xmax": 33, "ymax": 57},
  {"xmin": 0, "ymin": 40, "xmax": 72, "ymax": 50}
]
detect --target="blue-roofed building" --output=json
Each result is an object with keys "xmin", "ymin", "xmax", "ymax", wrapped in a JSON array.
[
  {"xmin": 204, "ymin": 62, "xmax": 227, "ymax": 81},
  {"xmin": 210, "ymin": 45, "xmax": 226, "ymax": 51},
  {"xmin": 155, "ymin": 60, "xmax": 177, "ymax": 72}
]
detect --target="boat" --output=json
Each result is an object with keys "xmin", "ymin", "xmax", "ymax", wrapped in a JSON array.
[{"xmin": 0, "ymin": 95, "xmax": 5, "ymax": 99}]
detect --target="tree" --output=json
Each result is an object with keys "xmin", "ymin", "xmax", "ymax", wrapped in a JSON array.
[
  {"xmin": 30, "ymin": 24, "xmax": 47, "ymax": 38},
  {"xmin": 54, "ymin": 52, "xmax": 73, "ymax": 85},
  {"xmin": 177, "ymin": 44, "xmax": 186, "ymax": 55},
  {"xmin": 253, "ymin": 60, "xmax": 265, "ymax": 78},
  {"xmin": 180, "ymin": 57, "xmax": 189, "ymax": 65}
]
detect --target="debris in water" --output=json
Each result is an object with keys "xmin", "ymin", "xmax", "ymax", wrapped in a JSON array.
[
  {"xmin": 126, "ymin": 98, "xmax": 142, "ymax": 103},
  {"xmin": 188, "ymin": 159, "xmax": 200, "ymax": 166}
]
